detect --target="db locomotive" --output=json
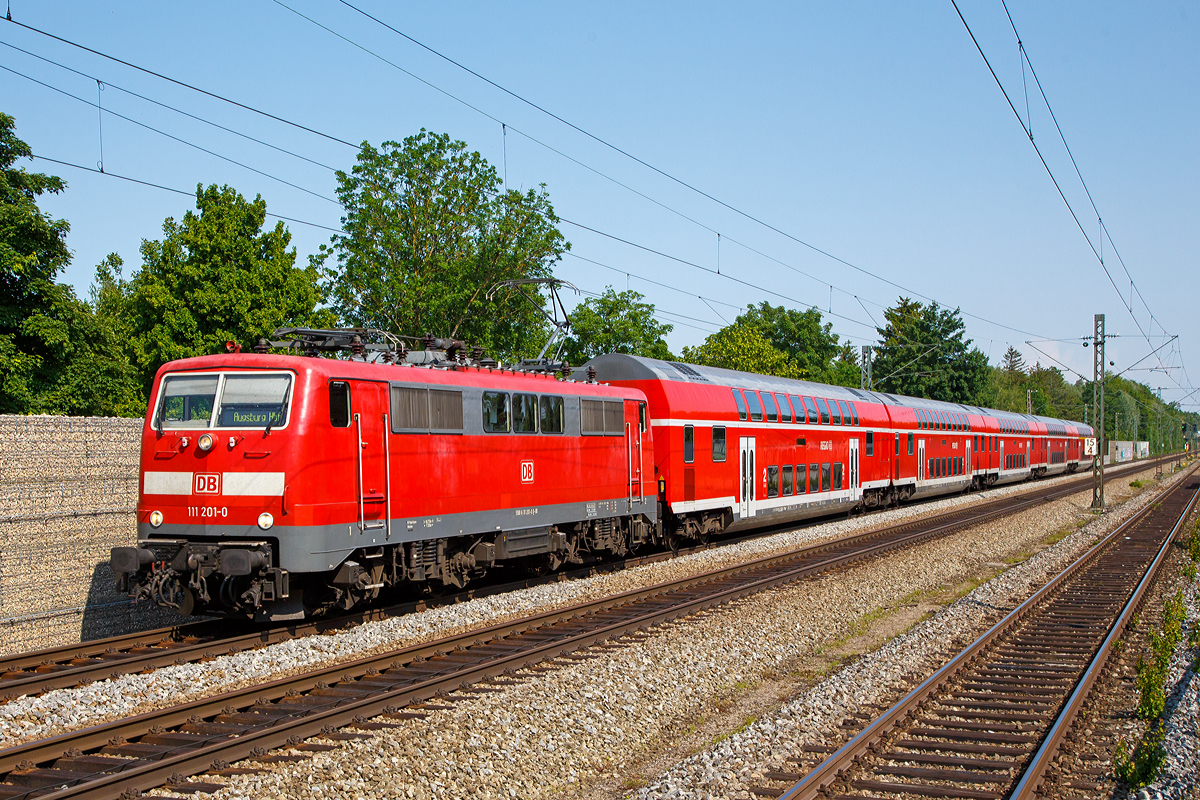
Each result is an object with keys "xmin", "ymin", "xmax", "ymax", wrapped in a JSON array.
[{"xmin": 111, "ymin": 330, "xmax": 1093, "ymax": 621}]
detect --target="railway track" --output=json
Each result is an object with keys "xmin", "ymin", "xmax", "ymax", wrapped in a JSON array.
[
  {"xmin": 757, "ymin": 462, "xmax": 1200, "ymax": 800},
  {"xmin": 0, "ymin": 459, "xmax": 1182, "ymax": 799},
  {"xmin": 0, "ymin": 457, "xmax": 1169, "ymax": 701}
]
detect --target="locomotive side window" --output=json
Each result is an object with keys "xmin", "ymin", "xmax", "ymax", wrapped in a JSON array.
[
  {"xmin": 540, "ymin": 396, "xmax": 565, "ymax": 434},
  {"xmin": 829, "ymin": 400, "xmax": 840, "ymax": 425},
  {"xmin": 581, "ymin": 399, "xmax": 624, "ymax": 435},
  {"xmin": 158, "ymin": 375, "xmax": 219, "ymax": 428},
  {"xmin": 218, "ymin": 374, "xmax": 292, "ymax": 428},
  {"xmin": 712, "ymin": 426, "xmax": 727, "ymax": 462},
  {"xmin": 329, "ymin": 381, "xmax": 351, "ymax": 428},
  {"xmin": 745, "ymin": 391, "xmax": 764, "ymax": 422},
  {"xmin": 816, "ymin": 398, "xmax": 830, "ymax": 424},
  {"xmin": 482, "ymin": 392, "xmax": 510, "ymax": 432},
  {"xmin": 391, "ymin": 386, "xmax": 430, "ymax": 430},
  {"xmin": 512, "ymin": 393, "xmax": 538, "ymax": 433},
  {"xmin": 762, "ymin": 392, "xmax": 779, "ymax": 422},
  {"xmin": 638, "ymin": 402, "xmax": 647, "ymax": 433},
  {"xmin": 777, "ymin": 394, "xmax": 792, "ymax": 423},
  {"xmin": 733, "ymin": 389, "xmax": 748, "ymax": 421},
  {"xmin": 767, "ymin": 466, "xmax": 779, "ymax": 497},
  {"xmin": 803, "ymin": 396, "xmax": 819, "ymax": 424},
  {"xmin": 865, "ymin": 431, "xmax": 874, "ymax": 456},
  {"xmin": 429, "ymin": 389, "xmax": 464, "ymax": 431},
  {"xmin": 684, "ymin": 425, "xmax": 695, "ymax": 463},
  {"xmin": 809, "ymin": 463, "xmax": 819, "ymax": 493},
  {"xmin": 782, "ymin": 465, "xmax": 793, "ymax": 496}
]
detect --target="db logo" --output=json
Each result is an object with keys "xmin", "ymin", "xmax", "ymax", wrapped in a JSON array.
[
  {"xmin": 194, "ymin": 473, "xmax": 221, "ymax": 494},
  {"xmin": 520, "ymin": 461, "xmax": 534, "ymax": 484}
]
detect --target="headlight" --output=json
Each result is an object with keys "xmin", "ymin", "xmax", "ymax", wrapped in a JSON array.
[
  {"xmin": 257, "ymin": 512, "xmax": 274, "ymax": 530},
  {"xmin": 198, "ymin": 433, "xmax": 214, "ymax": 451},
  {"xmin": 149, "ymin": 510, "xmax": 164, "ymax": 528}
]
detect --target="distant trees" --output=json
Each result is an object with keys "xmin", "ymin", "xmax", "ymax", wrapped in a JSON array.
[
  {"xmin": 315, "ymin": 130, "xmax": 568, "ymax": 362},
  {"xmin": 561, "ymin": 288, "xmax": 673, "ymax": 365}
]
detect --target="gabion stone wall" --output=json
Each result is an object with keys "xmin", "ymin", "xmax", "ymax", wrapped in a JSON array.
[{"xmin": 0, "ymin": 415, "xmax": 177, "ymax": 657}]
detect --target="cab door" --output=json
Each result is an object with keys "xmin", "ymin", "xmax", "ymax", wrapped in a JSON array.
[
  {"xmin": 624, "ymin": 399, "xmax": 645, "ymax": 505},
  {"xmin": 353, "ymin": 381, "xmax": 390, "ymax": 536},
  {"xmin": 739, "ymin": 436, "xmax": 756, "ymax": 518}
]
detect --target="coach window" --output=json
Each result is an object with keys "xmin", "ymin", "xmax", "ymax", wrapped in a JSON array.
[
  {"xmin": 329, "ymin": 381, "xmax": 351, "ymax": 427},
  {"xmin": 789, "ymin": 396, "xmax": 804, "ymax": 423},
  {"xmin": 894, "ymin": 432, "xmax": 900, "ymax": 456},
  {"xmin": 865, "ymin": 430, "xmax": 874, "ymax": 456},
  {"xmin": 482, "ymin": 392, "xmax": 510, "ymax": 432},
  {"xmin": 540, "ymin": 396, "xmax": 565, "ymax": 434},
  {"xmin": 848, "ymin": 401, "xmax": 859, "ymax": 425},
  {"xmin": 783, "ymin": 465, "xmax": 794, "ymax": 496},
  {"xmin": 828, "ymin": 400, "xmax": 840, "ymax": 425},
  {"xmin": 803, "ymin": 396, "xmax": 820, "ymax": 424},
  {"xmin": 712, "ymin": 426, "xmax": 727, "ymax": 462},
  {"xmin": 512, "ymin": 393, "xmax": 538, "ymax": 433},
  {"xmin": 838, "ymin": 400, "xmax": 851, "ymax": 426},
  {"xmin": 684, "ymin": 425, "xmax": 695, "ymax": 463},
  {"xmin": 809, "ymin": 463, "xmax": 819, "ymax": 494},
  {"xmin": 816, "ymin": 397, "xmax": 831, "ymax": 425},
  {"xmin": 733, "ymin": 388, "xmax": 748, "ymax": 421},
  {"xmin": 821, "ymin": 462, "xmax": 831, "ymax": 491},
  {"xmin": 833, "ymin": 463, "xmax": 844, "ymax": 490},
  {"xmin": 763, "ymin": 392, "xmax": 779, "ymax": 422},
  {"xmin": 776, "ymin": 393, "xmax": 793, "ymax": 423},
  {"xmin": 908, "ymin": 432, "xmax": 914, "ymax": 455},
  {"xmin": 767, "ymin": 466, "xmax": 779, "ymax": 498},
  {"xmin": 746, "ymin": 391, "xmax": 764, "ymax": 422}
]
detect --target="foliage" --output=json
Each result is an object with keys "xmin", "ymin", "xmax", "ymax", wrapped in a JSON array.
[
  {"xmin": 870, "ymin": 298, "xmax": 990, "ymax": 404},
  {"xmin": 0, "ymin": 113, "xmax": 142, "ymax": 415},
  {"xmin": 115, "ymin": 184, "xmax": 331, "ymax": 395},
  {"xmin": 734, "ymin": 302, "xmax": 859, "ymax": 386},
  {"xmin": 1114, "ymin": 722, "xmax": 1167, "ymax": 789},
  {"xmin": 681, "ymin": 324, "xmax": 803, "ymax": 378},
  {"xmin": 316, "ymin": 130, "xmax": 568, "ymax": 362},
  {"xmin": 1134, "ymin": 590, "xmax": 1185, "ymax": 720},
  {"xmin": 560, "ymin": 288, "xmax": 673, "ymax": 365}
]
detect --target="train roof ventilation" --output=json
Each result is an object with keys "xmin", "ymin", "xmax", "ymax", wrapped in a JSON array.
[
  {"xmin": 880, "ymin": 393, "xmax": 899, "ymax": 402},
  {"xmin": 847, "ymin": 388, "xmax": 871, "ymax": 400},
  {"xmin": 668, "ymin": 362, "xmax": 709, "ymax": 381}
]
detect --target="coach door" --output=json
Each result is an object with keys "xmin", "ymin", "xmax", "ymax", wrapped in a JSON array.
[
  {"xmin": 739, "ymin": 436, "xmax": 756, "ymax": 519},
  {"xmin": 1000, "ymin": 440, "xmax": 1006, "ymax": 472},
  {"xmin": 353, "ymin": 381, "xmax": 390, "ymax": 537},
  {"xmin": 918, "ymin": 439, "xmax": 926, "ymax": 483},
  {"xmin": 966, "ymin": 441, "xmax": 971, "ymax": 480},
  {"xmin": 849, "ymin": 437, "xmax": 860, "ymax": 500}
]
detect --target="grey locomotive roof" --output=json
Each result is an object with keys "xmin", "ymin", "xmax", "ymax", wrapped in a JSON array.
[{"xmin": 578, "ymin": 353, "xmax": 1092, "ymax": 435}]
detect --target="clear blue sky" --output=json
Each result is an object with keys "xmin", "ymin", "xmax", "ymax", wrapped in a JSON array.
[{"xmin": 3, "ymin": 1, "xmax": 1196, "ymax": 408}]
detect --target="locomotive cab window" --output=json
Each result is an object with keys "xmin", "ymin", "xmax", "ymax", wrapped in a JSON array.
[
  {"xmin": 712, "ymin": 426, "xmax": 727, "ymax": 462},
  {"xmin": 684, "ymin": 425, "xmax": 695, "ymax": 463},
  {"xmin": 733, "ymin": 389, "xmax": 748, "ymax": 421},
  {"xmin": 329, "ymin": 381, "xmax": 351, "ymax": 428},
  {"xmin": 482, "ymin": 392, "xmax": 510, "ymax": 432},
  {"xmin": 540, "ymin": 396, "xmax": 565, "ymax": 434},
  {"xmin": 157, "ymin": 374, "xmax": 218, "ymax": 428},
  {"xmin": 218, "ymin": 374, "xmax": 292, "ymax": 428}
]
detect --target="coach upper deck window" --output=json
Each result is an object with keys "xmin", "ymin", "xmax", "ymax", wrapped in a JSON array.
[
  {"xmin": 816, "ymin": 398, "xmax": 830, "ymax": 425},
  {"xmin": 733, "ymin": 389, "xmax": 748, "ymax": 421},
  {"xmin": 540, "ymin": 396, "xmax": 564, "ymax": 433},
  {"xmin": 329, "ymin": 381, "xmax": 351, "ymax": 428},
  {"xmin": 712, "ymin": 426, "xmax": 727, "ymax": 462},
  {"xmin": 684, "ymin": 425, "xmax": 695, "ymax": 463},
  {"xmin": 776, "ymin": 394, "xmax": 792, "ymax": 423},
  {"xmin": 789, "ymin": 396, "xmax": 803, "ymax": 423},
  {"xmin": 512, "ymin": 393, "xmax": 538, "ymax": 433},
  {"xmin": 482, "ymin": 392, "xmax": 509, "ymax": 432},
  {"xmin": 848, "ymin": 401, "xmax": 859, "ymax": 425},
  {"xmin": 803, "ymin": 396, "xmax": 819, "ymax": 424},
  {"xmin": 829, "ymin": 400, "xmax": 840, "ymax": 425},
  {"xmin": 837, "ymin": 400, "xmax": 851, "ymax": 426},
  {"xmin": 745, "ymin": 391, "xmax": 764, "ymax": 422},
  {"xmin": 762, "ymin": 392, "xmax": 779, "ymax": 422}
]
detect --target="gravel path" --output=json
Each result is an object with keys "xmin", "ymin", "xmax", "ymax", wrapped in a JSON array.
[
  {"xmin": 144, "ymin": 466, "xmax": 1182, "ymax": 800},
  {"xmin": 0, "ymin": 469, "xmax": 1092, "ymax": 749}
]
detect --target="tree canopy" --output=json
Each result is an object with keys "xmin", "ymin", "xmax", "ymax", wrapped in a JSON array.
[
  {"xmin": 871, "ymin": 298, "xmax": 990, "ymax": 404},
  {"xmin": 316, "ymin": 130, "xmax": 569, "ymax": 362},
  {"xmin": 734, "ymin": 302, "xmax": 859, "ymax": 386},
  {"xmin": 681, "ymin": 324, "xmax": 803, "ymax": 378},
  {"xmin": 561, "ymin": 288, "xmax": 674, "ymax": 365}
]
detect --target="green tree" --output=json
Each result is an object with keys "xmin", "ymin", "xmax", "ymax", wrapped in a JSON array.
[
  {"xmin": 734, "ymin": 302, "xmax": 858, "ymax": 385},
  {"xmin": 316, "ymin": 130, "xmax": 569, "ymax": 362},
  {"xmin": 0, "ymin": 113, "xmax": 141, "ymax": 415},
  {"xmin": 872, "ymin": 297, "xmax": 990, "ymax": 404},
  {"xmin": 681, "ymin": 324, "xmax": 802, "ymax": 378},
  {"xmin": 124, "ymin": 184, "xmax": 329, "ymax": 394},
  {"xmin": 561, "ymin": 288, "xmax": 674, "ymax": 365}
]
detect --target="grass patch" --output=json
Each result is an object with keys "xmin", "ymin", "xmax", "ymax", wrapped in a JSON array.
[
  {"xmin": 711, "ymin": 714, "xmax": 757, "ymax": 745},
  {"xmin": 1130, "ymin": 479, "xmax": 1147, "ymax": 489},
  {"xmin": 621, "ymin": 776, "xmax": 646, "ymax": 790}
]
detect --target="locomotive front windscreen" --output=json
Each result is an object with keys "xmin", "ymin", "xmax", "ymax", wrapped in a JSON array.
[{"xmin": 155, "ymin": 372, "xmax": 293, "ymax": 429}]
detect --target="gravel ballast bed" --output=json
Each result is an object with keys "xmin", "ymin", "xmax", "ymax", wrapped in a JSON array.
[
  {"xmin": 0, "ymin": 469, "xmax": 1092, "ymax": 748},
  {"xmin": 147, "ymin": 466, "xmax": 1183, "ymax": 800}
]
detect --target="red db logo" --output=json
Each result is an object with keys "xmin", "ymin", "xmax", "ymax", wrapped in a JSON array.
[
  {"xmin": 194, "ymin": 473, "xmax": 221, "ymax": 494},
  {"xmin": 520, "ymin": 461, "xmax": 534, "ymax": 484}
]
